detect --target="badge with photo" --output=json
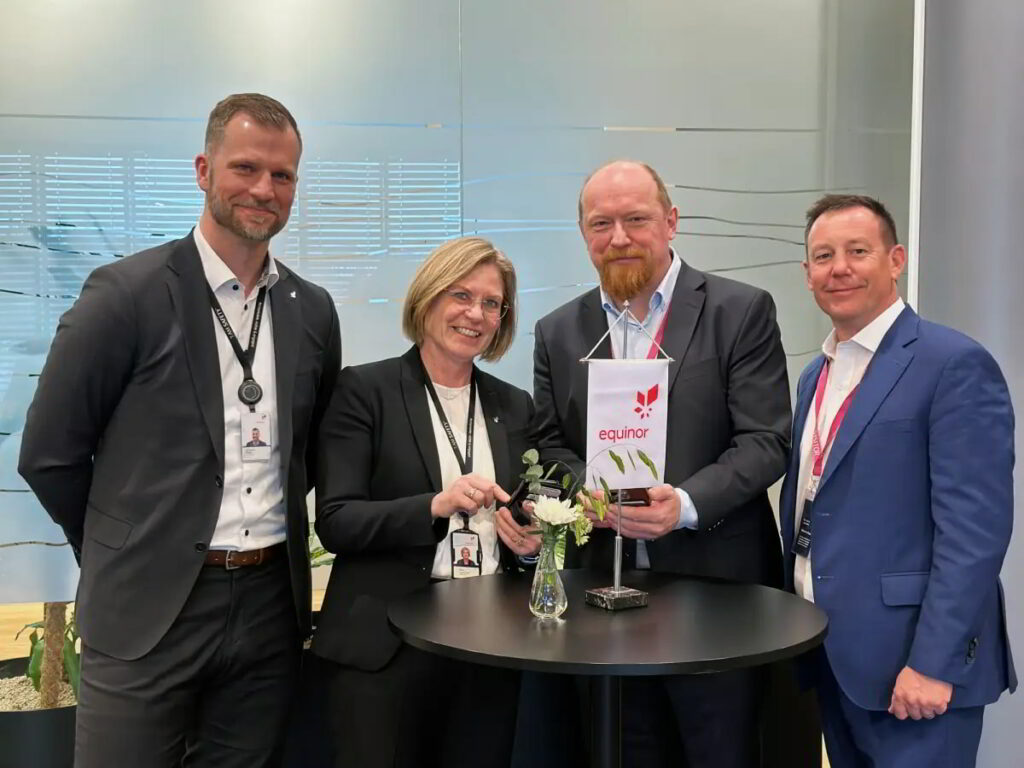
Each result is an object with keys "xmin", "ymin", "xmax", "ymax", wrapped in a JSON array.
[
  {"xmin": 450, "ymin": 527, "xmax": 482, "ymax": 579},
  {"xmin": 241, "ymin": 410, "xmax": 272, "ymax": 462}
]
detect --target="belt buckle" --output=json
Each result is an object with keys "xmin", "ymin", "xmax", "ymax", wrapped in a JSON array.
[{"xmin": 224, "ymin": 550, "xmax": 241, "ymax": 570}]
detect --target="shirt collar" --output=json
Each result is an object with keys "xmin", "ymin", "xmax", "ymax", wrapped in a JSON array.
[
  {"xmin": 822, "ymin": 297, "xmax": 906, "ymax": 360},
  {"xmin": 600, "ymin": 248, "xmax": 682, "ymax": 322},
  {"xmin": 193, "ymin": 225, "xmax": 279, "ymax": 293}
]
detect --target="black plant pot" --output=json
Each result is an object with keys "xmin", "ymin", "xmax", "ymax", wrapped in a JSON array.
[{"xmin": 0, "ymin": 657, "xmax": 76, "ymax": 768}]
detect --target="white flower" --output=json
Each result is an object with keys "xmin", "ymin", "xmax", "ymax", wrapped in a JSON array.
[{"xmin": 533, "ymin": 496, "xmax": 577, "ymax": 526}]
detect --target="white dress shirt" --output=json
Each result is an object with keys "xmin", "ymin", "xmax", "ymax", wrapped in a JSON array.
[
  {"xmin": 599, "ymin": 250, "xmax": 697, "ymax": 568},
  {"xmin": 194, "ymin": 227, "xmax": 286, "ymax": 552},
  {"xmin": 794, "ymin": 298, "xmax": 906, "ymax": 601},
  {"xmin": 427, "ymin": 381, "xmax": 502, "ymax": 579}
]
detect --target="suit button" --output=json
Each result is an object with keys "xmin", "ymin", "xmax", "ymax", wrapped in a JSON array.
[
  {"xmin": 215, "ymin": 476, "xmax": 223, "ymax": 488},
  {"xmin": 195, "ymin": 543, "xmax": 207, "ymax": 552}
]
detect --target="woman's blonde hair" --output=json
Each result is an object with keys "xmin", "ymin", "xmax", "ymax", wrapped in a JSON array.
[{"xmin": 402, "ymin": 237, "xmax": 518, "ymax": 362}]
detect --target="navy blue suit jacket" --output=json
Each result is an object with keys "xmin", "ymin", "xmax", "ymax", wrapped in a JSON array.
[{"xmin": 780, "ymin": 306, "xmax": 1016, "ymax": 710}]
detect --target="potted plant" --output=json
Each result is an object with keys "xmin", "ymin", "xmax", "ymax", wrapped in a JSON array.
[{"xmin": 0, "ymin": 601, "xmax": 78, "ymax": 767}]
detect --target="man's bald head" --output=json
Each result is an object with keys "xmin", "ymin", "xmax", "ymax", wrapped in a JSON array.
[{"xmin": 578, "ymin": 161, "xmax": 673, "ymax": 222}]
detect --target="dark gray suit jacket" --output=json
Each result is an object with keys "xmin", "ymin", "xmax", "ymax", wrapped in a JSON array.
[
  {"xmin": 311, "ymin": 346, "xmax": 534, "ymax": 672},
  {"xmin": 533, "ymin": 258, "xmax": 790, "ymax": 586},
  {"xmin": 18, "ymin": 233, "xmax": 341, "ymax": 660}
]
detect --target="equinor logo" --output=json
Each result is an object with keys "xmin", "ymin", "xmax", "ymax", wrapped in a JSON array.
[
  {"xmin": 634, "ymin": 384, "xmax": 659, "ymax": 419},
  {"xmin": 598, "ymin": 426, "xmax": 651, "ymax": 441}
]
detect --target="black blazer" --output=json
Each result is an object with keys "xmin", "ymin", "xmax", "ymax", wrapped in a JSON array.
[
  {"xmin": 533, "ymin": 258, "xmax": 790, "ymax": 586},
  {"xmin": 18, "ymin": 233, "xmax": 342, "ymax": 659},
  {"xmin": 311, "ymin": 345, "xmax": 535, "ymax": 671}
]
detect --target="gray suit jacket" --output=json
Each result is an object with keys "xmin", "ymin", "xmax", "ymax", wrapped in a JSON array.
[
  {"xmin": 533, "ymin": 258, "xmax": 790, "ymax": 586},
  {"xmin": 19, "ymin": 233, "xmax": 341, "ymax": 660}
]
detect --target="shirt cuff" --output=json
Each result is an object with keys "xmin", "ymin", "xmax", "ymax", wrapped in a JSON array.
[{"xmin": 673, "ymin": 488, "xmax": 698, "ymax": 530}]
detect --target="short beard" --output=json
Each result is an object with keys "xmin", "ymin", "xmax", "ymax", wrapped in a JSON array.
[
  {"xmin": 599, "ymin": 247, "xmax": 654, "ymax": 304},
  {"xmin": 206, "ymin": 172, "xmax": 284, "ymax": 243}
]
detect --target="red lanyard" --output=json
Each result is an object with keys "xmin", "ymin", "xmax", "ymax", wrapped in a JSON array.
[
  {"xmin": 645, "ymin": 302, "xmax": 671, "ymax": 359},
  {"xmin": 609, "ymin": 301, "xmax": 671, "ymax": 360},
  {"xmin": 810, "ymin": 360, "xmax": 857, "ymax": 478}
]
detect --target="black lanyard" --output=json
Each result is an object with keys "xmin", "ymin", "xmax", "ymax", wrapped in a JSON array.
[
  {"xmin": 425, "ymin": 375, "xmax": 476, "ymax": 475},
  {"xmin": 207, "ymin": 284, "xmax": 268, "ymax": 410}
]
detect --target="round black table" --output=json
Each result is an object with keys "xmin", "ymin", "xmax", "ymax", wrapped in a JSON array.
[{"xmin": 388, "ymin": 569, "xmax": 827, "ymax": 768}]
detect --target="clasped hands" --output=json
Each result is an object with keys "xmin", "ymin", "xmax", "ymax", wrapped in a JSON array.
[
  {"xmin": 430, "ymin": 472, "xmax": 541, "ymax": 557},
  {"xmin": 579, "ymin": 484, "xmax": 680, "ymax": 540}
]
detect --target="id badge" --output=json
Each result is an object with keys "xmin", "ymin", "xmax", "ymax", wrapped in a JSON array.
[
  {"xmin": 241, "ymin": 410, "xmax": 272, "ymax": 462},
  {"xmin": 792, "ymin": 498, "xmax": 813, "ymax": 557},
  {"xmin": 450, "ymin": 528, "xmax": 482, "ymax": 579}
]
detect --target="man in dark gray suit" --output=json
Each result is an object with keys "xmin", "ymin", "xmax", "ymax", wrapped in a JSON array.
[
  {"xmin": 533, "ymin": 161, "xmax": 791, "ymax": 767},
  {"xmin": 19, "ymin": 93, "xmax": 341, "ymax": 767}
]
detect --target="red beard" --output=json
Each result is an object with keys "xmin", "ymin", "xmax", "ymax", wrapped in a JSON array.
[{"xmin": 599, "ymin": 247, "xmax": 654, "ymax": 304}]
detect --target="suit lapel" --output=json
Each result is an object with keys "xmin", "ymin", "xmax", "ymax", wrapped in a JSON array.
[
  {"xmin": 477, "ymin": 373, "xmax": 511, "ymax": 489},
  {"xmin": 818, "ymin": 308, "xmax": 917, "ymax": 491},
  {"xmin": 570, "ymin": 291, "xmax": 612, "ymax": 437},
  {"xmin": 166, "ymin": 234, "xmax": 224, "ymax": 467},
  {"xmin": 662, "ymin": 261, "xmax": 706, "ymax": 394},
  {"xmin": 270, "ymin": 267, "xmax": 301, "ymax": 476},
  {"xmin": 400, "ymin": 346, "xmax": 443, "ymax": 492}
]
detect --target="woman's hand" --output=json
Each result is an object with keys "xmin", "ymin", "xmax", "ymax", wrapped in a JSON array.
[
  {"xmin": 496, "ymin": 505, "xmax": 542, "ymax": 556},
  {"xmin": 430, "ymin": 473, "xmax": 511, "ymax": 519}
]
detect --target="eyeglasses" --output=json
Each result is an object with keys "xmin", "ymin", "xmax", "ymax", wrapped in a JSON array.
[{"xmin": 443, "ymin": 288, "xmax": 509, "ymax": 319}]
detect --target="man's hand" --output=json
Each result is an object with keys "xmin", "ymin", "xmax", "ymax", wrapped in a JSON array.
[
  {"xmin": 601, "ymin": 484, "xmax": 680, "ymax": 540},
  {"xmin": 888, "ymin": 666, "xmax": 952, "ymax": 720}
]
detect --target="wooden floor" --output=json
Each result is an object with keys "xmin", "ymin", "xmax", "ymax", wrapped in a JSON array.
[{"xmin": 0, "ymin": 599, "xmax": 830, "ymax": 766}]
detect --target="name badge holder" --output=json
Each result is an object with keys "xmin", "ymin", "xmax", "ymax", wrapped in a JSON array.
[
  {"xmin": 792, "ymin": 361, "xmax": 857, "ymax": 558},
  {"xmin": 425, "ymin": 375, "xmax": 482, "ymax": 579},
  {"xmin": 208, "ymin": 284, "xmax": 273, "ymax": 462}
]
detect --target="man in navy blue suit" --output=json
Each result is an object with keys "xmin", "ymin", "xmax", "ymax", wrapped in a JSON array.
[{"xmin": 780, "ymin": 194, "xmax": 1016, "ymax": 767}]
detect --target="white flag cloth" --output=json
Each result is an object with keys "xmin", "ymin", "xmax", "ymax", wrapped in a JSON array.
[{"xmin": 585, "ymin": 358, "xmax": 669, "ymax": 490}]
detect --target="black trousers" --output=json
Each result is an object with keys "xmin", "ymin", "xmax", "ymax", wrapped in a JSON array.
[
  {"xmin": 327, "ymin": 645, "xmax": 520, "ymax": 768},
  {"xmin": 618, "ymin": 670, "xmax": 759, "ymax": 768},
  {"xmin": 75, "ymin": 556, "xmax": 300, "ymax": 768}
]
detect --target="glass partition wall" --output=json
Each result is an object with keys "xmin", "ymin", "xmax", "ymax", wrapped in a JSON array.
[{"xmin": 0, "ymin": 0, "xmax": 913, "ymax": 602}]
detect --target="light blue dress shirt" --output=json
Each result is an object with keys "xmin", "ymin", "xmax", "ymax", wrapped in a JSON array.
[{"xmin": 598, "ymin": 251, "xmax": 699, "ymax": 568}]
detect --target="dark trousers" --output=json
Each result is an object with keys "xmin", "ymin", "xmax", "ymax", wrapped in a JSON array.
[
  {"xmin": 327, "ymin": 645, "xmax": 520, "ymax": 768},
  {"xmin": 75, "ymin": 556, "xmax": 300, "ymax": 768},
  {"xmin": 816, "ymin": 660, "xmax": 984, "ymax": 768},
  {"xmin": 620, "ymin": 670, "xmax": 759, "ymax": 768}
]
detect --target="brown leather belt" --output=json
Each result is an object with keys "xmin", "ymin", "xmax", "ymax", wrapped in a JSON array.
[{"xmin": 204, "ymin": 543, "xmax": 284, "ymax": 570}]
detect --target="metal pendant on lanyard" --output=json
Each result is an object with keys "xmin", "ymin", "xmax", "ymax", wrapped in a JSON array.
[{"xmin": 208, "ymin": 284, "xmax": 268, "ymax": 410}]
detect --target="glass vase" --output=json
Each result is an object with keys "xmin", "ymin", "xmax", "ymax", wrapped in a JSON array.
[{"xmin": 529, "ymin": 531, "xmax": 567, "ymax": 619}]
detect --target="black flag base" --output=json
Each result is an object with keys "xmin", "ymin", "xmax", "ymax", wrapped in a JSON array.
[{"xmin": 585, "ymin": 585, "xmax": 649, "ymax": 611}]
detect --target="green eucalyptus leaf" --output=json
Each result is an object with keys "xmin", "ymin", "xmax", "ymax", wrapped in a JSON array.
[
  {"xmin": 525, "ymin": 465, "xmax": 543, "ymax": 479},
  {"xmin": 636, "ymin": 449, "xmax": 659, "ymax": 480},
  {"xmin": 522, "ymin": 449, "xmax": 539, "ymax": 466},
  {"xmin": 607, "ymin": 449, "xmax": 625, "ymax": 474},
  {"xmin": 528, "ymin": 481, "xmax": 542, "ymax": 495}
]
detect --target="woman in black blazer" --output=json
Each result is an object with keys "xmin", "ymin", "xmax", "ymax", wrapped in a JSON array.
[{"xmin": 311, "ymin": 237, "xmax": 540, "ymax": 768}]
